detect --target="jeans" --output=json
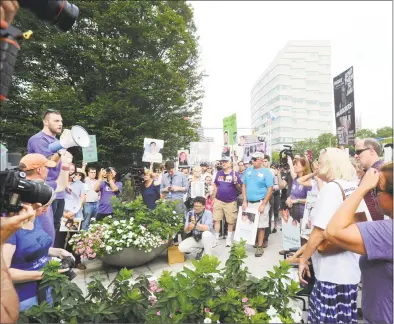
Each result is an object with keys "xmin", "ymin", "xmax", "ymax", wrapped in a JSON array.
[
  {"xmin": 264, "ymin": 194, "xmax": 280, "ymax": 242},
  {"xmin": 52, "ymin": 199, "xmax": 65, "ymax": 232},
  {"xmin": 169, "ymin": 199, "xmax": 186, "ymax": 242},
  {"xmin": 19, "ymin": 287, "xmax": 53, "ymax": 311},
  {"xmin": 83, "ymin": 202, "xmax": 99, "ymax": 230}
]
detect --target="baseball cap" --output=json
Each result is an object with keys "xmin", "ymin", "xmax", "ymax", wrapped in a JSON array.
[
  {"xmin": 251, "ymin": 152, "xmax": 265, "ymax": 159},
  {"xmin": 19, "ymin": 154, "xmax": 57, "ymax": 171}
]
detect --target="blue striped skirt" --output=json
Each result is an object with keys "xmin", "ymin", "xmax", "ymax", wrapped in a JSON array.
[{"xmin": 308, "ymin": 279, "xmax": 358, "ymax": 323}]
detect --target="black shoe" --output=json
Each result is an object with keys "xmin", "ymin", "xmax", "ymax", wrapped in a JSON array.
[
  {"xmin": 272, "ymin": 228, "xmax": 277, "ymax": 234},
  {"xmin": 195, "ymin": 249, "xmax": 204, "ymax": 260}
]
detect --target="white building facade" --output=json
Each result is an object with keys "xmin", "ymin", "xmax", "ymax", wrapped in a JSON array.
[{"xmin": 251, "ymin": 41, "xmax": 334, "ymax": 151}]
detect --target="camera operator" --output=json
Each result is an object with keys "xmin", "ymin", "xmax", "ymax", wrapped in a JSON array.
[
  {"xmin": 2, "ymin": 203, "xmax": 74, "ymax": 311},
  {"xmin": 19, "ymin": 153, "xmax": 72, "ymax": 245},
  {"xmin": 27, "ymin": 110, "xmax": 68, "ymax": 240},
  {"xmin": 178, "ymin": 196, "xmax": 215, "ymax": 260},
  {"xmin": 94, "ymin": 167, "xmax": 123, "ymax": 221}
]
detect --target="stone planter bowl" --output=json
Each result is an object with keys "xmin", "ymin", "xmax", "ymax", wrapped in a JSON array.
[{"xmin": 99, "ymin": 244, "xmax": 168, "ymax": 267}]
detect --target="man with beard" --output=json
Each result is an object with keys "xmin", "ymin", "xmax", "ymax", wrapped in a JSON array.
[{"xmin": 28, "ymin": 110, "xmax": 67, "ymax": 245}]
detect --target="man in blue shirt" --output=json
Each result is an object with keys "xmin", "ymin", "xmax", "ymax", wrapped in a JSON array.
[
  {"xmin": 242, "ymin": 152, "xmax": 274, "ymax": 257},
  {"xmin": 161, "ymin": 161, "xmax": 188, "ymax": 243}
]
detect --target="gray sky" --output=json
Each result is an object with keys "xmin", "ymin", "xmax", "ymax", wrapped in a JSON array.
[{"xmin": 191, "ymin": 1, "xmax": 392, "ymax": 143}]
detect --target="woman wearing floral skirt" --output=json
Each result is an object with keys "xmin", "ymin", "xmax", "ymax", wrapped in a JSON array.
[{"xmin": 296, "ymin": 148, "xmax": 364, "ymax": 323}]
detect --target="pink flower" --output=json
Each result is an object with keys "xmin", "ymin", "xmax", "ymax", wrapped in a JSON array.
[
  {"xmin": 156, "ymin": 311, "xmax": 160, "ymax": 316},
  {"xmin": 244, "ymin": 307, "xmax": 256, "ymax": 317},
  {"xmin": 242, "ymin": 298, "xmax": 248, "ymax": 303},
  {"xmin": 156, "ymin": 288, "xmax": 163, "ymax": 293},
  {"xmin": 204, "ymin": 308, "xmax": 210, "ymax": 313},
  {"xmin": 91, "ymin": 253, "xmax": 96, "ymax": 258},
  {"xmin": 149, "ymin": 295, "xmax": 157, "ymax": 306}
]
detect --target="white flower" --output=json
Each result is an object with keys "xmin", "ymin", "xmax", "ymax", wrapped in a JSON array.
[
  {"xmin": 117, "ymin": 229, "xmax": 123, "ymax": 234},
  {"xmin": 113, "ymin": 221, "xmax": 120, "ymax": 226},
  {"xmin": 106, "ymin": 246, "xmax": 112, "ymax": 251},
  {"xmin": 120, "ymin": 220, "xmax": 126, "ymax": 223},
  {"xmin": 266, "ymin": 306, "xmax": 278, "ymax": 317},
  {"xmin": 204, "ymin": 318, "xmax": 212, "ymax": 323},
  {"xmin": 269, "ymin": 316, "xmax": 282, "ymax": 324},
  {"xmin": 107, "ymin": 215, "xmax": 112, "ymax": 219}
]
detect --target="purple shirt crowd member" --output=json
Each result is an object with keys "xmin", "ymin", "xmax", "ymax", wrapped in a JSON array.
[
  {"xmin": 326, "ymin": 162, "xmax": 393, "ymax": 324},
  {"xmin": 94, "ymin": 167, "xmax": 123, "ymax": 221},
  {"xmin": 18, "ymin": 153, "xmax": 70, "ymax": 246},
  {"xmin": 354, "ymin": 138, "xmax": 385, "ymax": 221},
  {"xmin": 27, "ymin": 110, "xmax": 67, "ymax": 237},
  {"xmin": 212, "ymin": 157, "xmax": 242, "ymax": 248}
]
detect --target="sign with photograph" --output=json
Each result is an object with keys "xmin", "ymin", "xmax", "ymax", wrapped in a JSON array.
[
  {"xmin": 333, "ymin": 66, "xmax": 355, "ymax": 146},
  {"xmin": 223, "ymin": 113, "xmax": 238, "ymax": 146},
  {"xmin": 177, "ymin": 150, "xmax": 189, "ymax": 166},
  {"xmin": 301, "ymin": 191, "xmax": 318, "ymax": 240},
  {"xmin": 142, "ymin": 138, "xmax": 164, "ymax": 163},
  {"xmin": 233, "ymin": 207, "xmax": 259, "ymax": 245},
  {"xmin": 82, "ymin": 135, "xmax": 98, "ymax": 163},
  {"xmin": 60, "ymin": 217, "xmax": 82, "ymax": 232},
  {"xmin": 191, "ymin": 181, "xmax": 205, "ymax": 198},
  {"xmin": 281, "ymin": 210, "xmax": 301, "ymax": 250}
]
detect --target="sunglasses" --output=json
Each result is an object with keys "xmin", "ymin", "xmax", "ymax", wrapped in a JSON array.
[
  {"xmin": 355, "ymin": 148, "xmax": 370, "ymax": 156},
  {"xmin": 43, "ymin": 108, "xmax": 57, "ymax": 119}
]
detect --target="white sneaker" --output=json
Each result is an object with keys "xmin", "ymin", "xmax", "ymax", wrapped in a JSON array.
[
  {"xmin": 213, "ymin": 239, "xmax": 220, "ymax": 248},
  {"xmin": 226, "ymin": 238, "xmax": 232, "ymax": 247}
]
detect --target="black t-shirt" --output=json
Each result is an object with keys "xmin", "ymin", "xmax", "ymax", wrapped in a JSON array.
[{"xmin": 280, "ymin": 171, "xmax": 293, "ymax": 200}]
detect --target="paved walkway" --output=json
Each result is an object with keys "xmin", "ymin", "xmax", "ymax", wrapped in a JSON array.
[{"xmin": 73, "ymin": 229, "xmax": 286, "ymax": 296}]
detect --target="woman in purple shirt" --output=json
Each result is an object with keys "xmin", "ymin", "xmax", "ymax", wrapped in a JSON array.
[
  {"xmin": 326, "ymin": 162, "xmax": 393, "ymax": 324},
  {"xmin": 285, "ymin": 156, "xmax": 312, "ymax": 223}
]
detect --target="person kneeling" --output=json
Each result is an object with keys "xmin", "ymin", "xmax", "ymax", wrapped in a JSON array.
[{"xmin": 178, "ymin": 196, "xmax": 215, "ymax": 260}]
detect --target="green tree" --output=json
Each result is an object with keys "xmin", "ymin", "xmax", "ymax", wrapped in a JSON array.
[
  {"xmin": 376, "ymin": 126, "xmax": 393, "ymax": 139},
  {"xmin": 2, "ymin": 0, "xmax": 202, "ymax": 169},
  {"xmin": 292, "ymin": 133, "xmax": 337, "ymax": 161},
  {"xmin": 356, "ymin": 129, "xmax": 377, "ymax": 139}
]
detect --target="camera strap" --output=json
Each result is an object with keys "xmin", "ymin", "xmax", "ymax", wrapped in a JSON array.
[{"xmin": 190, "ymin": 209, "xmax": 205, "ymax": 232}]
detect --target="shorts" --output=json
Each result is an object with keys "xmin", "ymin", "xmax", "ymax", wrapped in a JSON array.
[
  {"xmin": 248, "ymin": 201, "xmax": 270, "ymax": 229},
  {"xmin": 213, "ymin": 199, "xmax": 237, "ymax": 224}
]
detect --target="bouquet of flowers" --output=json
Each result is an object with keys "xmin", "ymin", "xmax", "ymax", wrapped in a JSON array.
[{"xmin": 69, "ymin": 198, "xmax": 183, "ymax": 258}]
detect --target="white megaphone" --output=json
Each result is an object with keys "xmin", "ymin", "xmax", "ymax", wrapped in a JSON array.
[{"xmin": 48, "ymin": 125, "xmax": 91, "ymax": 153}]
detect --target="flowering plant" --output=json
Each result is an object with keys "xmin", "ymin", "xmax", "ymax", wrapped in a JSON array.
[
  {"xmin": 20, "ymin": 242, "xmax": 304, "ymax": 324},
  {"xmin": 69, "ymin": 198, "xmax": 183, "ymax": 258}
]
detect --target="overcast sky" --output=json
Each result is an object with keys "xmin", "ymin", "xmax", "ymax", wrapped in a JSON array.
[{"xmin": 191, "ymin": 1, "xmax": 392, "ymax": 143}]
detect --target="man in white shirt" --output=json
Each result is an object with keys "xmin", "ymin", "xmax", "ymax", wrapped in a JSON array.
[
  {"xmin": 82, "ymin": 167, "xmax": 100, "ymax": 230},
  {"xmin": 143, "ymin": 142, "xmax": 163, "ymax": 163}
]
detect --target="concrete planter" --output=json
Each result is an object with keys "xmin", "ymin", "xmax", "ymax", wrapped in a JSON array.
[{"xmin": 99, "ymin": 244, "xmax": 168, "ymax": 267}]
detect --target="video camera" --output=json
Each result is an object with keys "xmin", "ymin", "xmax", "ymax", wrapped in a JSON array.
[
  {"xmin": 279, "ymin": 145, "xmax": 294, "ymax": 169},
  {"xmin": 1, "ymin": 0, "xmax": 79, "ymax": 102},
  {"xmin": 0, "ymin": 169, "xmax": 55, "ymax": 213}
]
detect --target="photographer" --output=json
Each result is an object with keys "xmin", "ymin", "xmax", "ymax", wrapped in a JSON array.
[
  {"xmin": 2, "ymin": 204, "xmax": 74, "ymax": 311},
  {"xmin": 178, "ymin": 196, "xmax": 215, "ymax": 259},
  {"xmin": 19, "ymin": 153, "xmax": 72, "ymax": 244},
  {"xmin": 94, "ymin": 167, "xmax": 123, "ymax": 221}
]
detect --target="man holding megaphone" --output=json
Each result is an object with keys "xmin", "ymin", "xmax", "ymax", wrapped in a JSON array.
[{"xmin": 27, "ymin": 109, "xmax": 90, "ymax": 248}]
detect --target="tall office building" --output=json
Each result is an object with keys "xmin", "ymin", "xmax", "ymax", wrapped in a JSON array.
[{"xmin": 251, "ymin": 41, "xmax": 334, "ymax": 151}]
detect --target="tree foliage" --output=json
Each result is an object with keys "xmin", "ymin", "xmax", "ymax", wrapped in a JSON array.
[
  {"xmin": 356, "ymin": 127, "xmax": 393, "ymax": 140},
  {"xmin": 292, "ymin": 133, "xmax": 337, "ymax": 161},
  {"xmin": 2, "ymin": 0, "xmax": 203, "ymax": 169}
]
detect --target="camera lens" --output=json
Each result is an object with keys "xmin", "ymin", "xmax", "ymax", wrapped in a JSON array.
[
  {"xmin": 18, "ymin": 179, "xmax": 54, "ymax": 207},
  {"xmin": 18, "ymin": 0, "xmax": 79, "ymax": 32}
]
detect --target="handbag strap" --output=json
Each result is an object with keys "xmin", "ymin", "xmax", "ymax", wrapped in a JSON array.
[{"xmin": 331, "ymin": 181, "xmax": 346, "ymax": 201}]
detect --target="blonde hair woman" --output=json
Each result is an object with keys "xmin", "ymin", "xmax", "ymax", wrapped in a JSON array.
[
  {"xmin": 141, "ymin": 169, "xmax": 161, "ymax": 210},
  {"xmin": 185, "ymin": 167, "xmax": 206, "ymax": 210},
  {"xmin": 296, "ymin": 148, "xmax": 365, "ymax": 323}
]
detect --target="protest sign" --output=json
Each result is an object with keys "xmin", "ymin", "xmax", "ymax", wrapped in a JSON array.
[
  {"xmin": 223, "ymin": 113, "xmax": 238, "ymax": 146},
  {"xmin": 82, "ymin": 135, "xmax": 98, "ymax": 163},
  {"xmin": 142, "ymin": 138, "xmax": 164, "ymax": 163},
  {"xmin": 281, "ymin": 211, "xmax": 301, "ymax": 250},
  {"xmin": 234, "ymin": 207, "xmax": 259, "ymax": 246},
  {"xmin": 333, "ymin": 66, "xmax": 355, "ymax": 146},
  {"xmin": 301, "ymin": 191, "xmax": 318, "ymax": 240}
]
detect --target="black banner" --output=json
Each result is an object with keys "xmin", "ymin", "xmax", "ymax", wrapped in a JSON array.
[{"xmin": 333, "ymin": 66, "xmax": 355, "ymax": 146}]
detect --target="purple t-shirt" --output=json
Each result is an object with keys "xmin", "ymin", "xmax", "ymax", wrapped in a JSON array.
[
  {"xmin": 98, "ymin": 181, "xmax": 123, "ymax": 214},
  {"xmin": 37, "ymin": 206, "xmax": 55, "ymax": 246},
  {"xmin": 290, "ymin": 177, "xmax": 311, "ymax": 219},
  {"xmin": 7, "ymin": 218, "xmax": 52, "ymax": 302},
  {"xmin": 214, "ymin": 170, "xmax": 242, "ymax": 203},
  {"xmin": 27, "ymin": 131, "xmax": 64, "ymax": 199},
  {"xmin": 356, "ymin": 219, "xmax": 393, "ymax": 324}
]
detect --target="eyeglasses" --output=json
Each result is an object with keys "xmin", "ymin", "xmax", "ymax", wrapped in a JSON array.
[
  {"xmin": 355, "ymin": 148, "xmax": 370, "ymax": 156},
  {"xmin": 43, "ymin": 108, "xmax": 57, "ymax": 119}
]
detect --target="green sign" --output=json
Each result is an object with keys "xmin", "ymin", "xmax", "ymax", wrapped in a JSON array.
[
  {"xmin": 223, "ymin": 113, "xmax": 238, "ymax": 146},
  {"xmin": 82, "ymin": 135, "xmax": 98, "ymax": 163}
]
